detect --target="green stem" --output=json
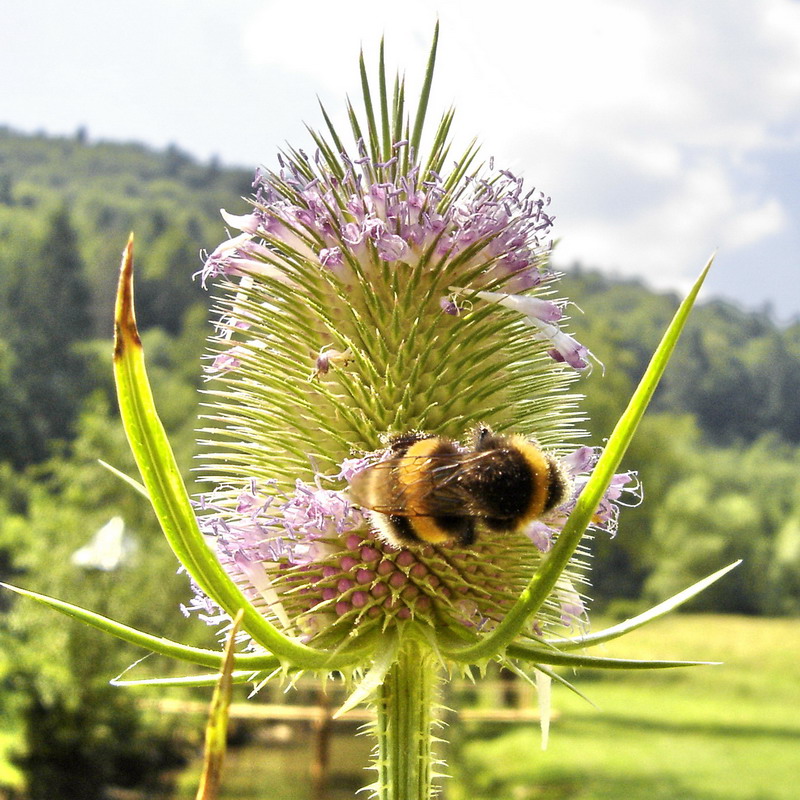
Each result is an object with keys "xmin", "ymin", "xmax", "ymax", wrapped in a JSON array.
[{"xmin": 373, "ymin": 639, "xmax": 442, "ymax": 800}]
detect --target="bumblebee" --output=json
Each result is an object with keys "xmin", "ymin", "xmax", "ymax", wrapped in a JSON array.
[{"xmin": 347, "ymin": 427, "xmax": 570, "ymax": 547}]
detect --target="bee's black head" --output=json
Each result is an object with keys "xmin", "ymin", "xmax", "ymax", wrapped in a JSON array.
[{"xmin": 473, "ymin": 424, "xmax": 505, "ymax": 451}]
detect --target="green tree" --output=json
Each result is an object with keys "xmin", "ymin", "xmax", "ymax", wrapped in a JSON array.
[
  {"xmin": 136, "ymin": 220, "xmax": 207, "ymax": 334},
  {"xmin": 0, "ymin": 391, "xmax": 203, "ymax": 799},
  {"xmin": 743, "ymin": 333, "xmax": 800, "ymax": 441},
  {"xmin": 643, "ymin": 436, "xmax": 800, "ymax": 614},
  {"xmin": 0, "ymin": 339, "xmax": 30, "ymax": 463},
  {"xmin": 5, "ymin": 206, "xmax": 94, "ymax": 463}
]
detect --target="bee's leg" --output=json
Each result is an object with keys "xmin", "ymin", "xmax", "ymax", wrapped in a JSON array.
[
  {"xmin": 387, "ymin": 431, "xmax": 435, "ymax": 455},
  {"xmin": 482, "ymin": 516, "xmax": 512, "ymax": 531},
  {"xmin": 380, "ymin": 514, "xmax": 420, "ymax": 545}
]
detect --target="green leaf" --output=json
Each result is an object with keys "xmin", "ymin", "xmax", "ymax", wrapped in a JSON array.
[
  {"xmin": 0, "ymin": 581, "xmax": 239, "ymax": 669},
  {"xmin": 195, "ymin": 610, "xmax": 242, "ymax": 800},
  {"xmin": 409, "ymin": 21, "xmax": 440, "ymax": 163},
  {"xmin": 98, "ymin": 458, "xmax": 148, "ymax": 498},
  {"xmin": 506, "ymin": 641, "xmax": 717, "ymax": 671},
  {"xmin": 334, "ymin": 630, "xmax": 399, "ymax": 718},
  {"xmin": 359, "ymin": 48, "xmax": 380, "ymax": 162},
  {"xmin": 111, "ymin": 236, "xmax": 369, "ymax": 672},
  {"xmin": 378, "ymin": 38, "xmax": 391, "ymax": 160},
  {"xmin": 441, "ymin": 254, "xmax": 715, "ymax": 663},
  {"xmin": 317, "ymin": 100, "xmax": 347, "ymax": 165},
  {"xmin": 531, "ymin": 663, "xmax": 597, "ymax": 709},
  {"xmin": 535, "ymin": 668, "xmax": 551, "ymax": 749},
  {"xmin": 112, "ymin": 672, "xmax": 264, "ymax": 688},
  {"xmin": 552, "ymin": 561, "xmax": 741, "ymax": 650},
  {"xmin": 0, "ymin": 580, "xmax": 331, "ymax": 676}
]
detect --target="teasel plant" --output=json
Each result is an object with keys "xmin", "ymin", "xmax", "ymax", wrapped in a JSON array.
[{"xmin": 3, "ymin": 26, "xmax": 738, "ymax": 800}]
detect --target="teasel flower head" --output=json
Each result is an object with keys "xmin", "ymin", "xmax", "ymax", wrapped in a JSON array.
[
  {"xmin": 183, "ymin": 31, "xmax": 723, "ymax": 790},
  {"xmin": 194, "ymin": 31, "xmax": 628, "ymax": 658},
  {"xmin": 187, "ymin": 22, "xmax": 723, "ymax": 777}
]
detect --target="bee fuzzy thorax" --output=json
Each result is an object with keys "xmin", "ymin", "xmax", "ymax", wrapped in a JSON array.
[
  {"xmin": 469, "ymin": 430, "xmax": 569, "ymax": 529},
  {"xmin": 347, "ymin": 428, "xmax": 571, "ymax": 549}
]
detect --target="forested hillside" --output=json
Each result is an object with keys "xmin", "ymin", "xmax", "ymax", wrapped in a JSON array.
[
  {"xmin": 559, "ymin": 270, "xmax": 800, "ymax": 615},
  {"xmin": 564, "ymin": 269, "xmax": 800, "ymax": 445},
  {"xmin": 0, "ymin": 129, "xmax": 252, "ymax": 797},
  {"xmin": 0, "ymin": 126, "xmax": 252, "ymax": 464}
]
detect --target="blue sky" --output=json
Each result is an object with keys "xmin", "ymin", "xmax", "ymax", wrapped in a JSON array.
[{"xmin": 2, "ymin": 0, "xmax": 799, "ymax": 318}]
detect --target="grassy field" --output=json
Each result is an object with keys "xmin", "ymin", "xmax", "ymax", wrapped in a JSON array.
[
  {"xmin": 448, "ymin": 614, "xmax": 800, "ymax": 800},
  {"xmin": 172, "ymin": 614, "xmax": 800, "ymax": 800}
]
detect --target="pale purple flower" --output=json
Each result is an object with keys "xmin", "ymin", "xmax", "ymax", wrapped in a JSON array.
[
  {"xmin": 319, "ymin": 246, "xmax": 344, "ymax": 269},
  {"xmin": 557, "ymin": 581, "xmax": 587, "ymax": 626},
  {"xmin": 546, "ymin": 332, "xmax": 593, "ymax": 371},
  {"xmin": 439, "ymin": 296, "xmax": 460, "ymax": 315},
  {"xmin": 552, "ymin": 447, "xmax": 641, "ymax": 537},
  {"xmin": 221, "ymin": 209, "xmax": 262, "ymax": 235},
  {"xmin": 203, "ymin": 157, "xmax": 560, "ymax": 311},
  {"xmin": 525, "ymin": 521, "xmax": 556, "ymax": 553},
  {"xmin": 451, "ymin": 287, "xmax": 593, "ymax": 370}
]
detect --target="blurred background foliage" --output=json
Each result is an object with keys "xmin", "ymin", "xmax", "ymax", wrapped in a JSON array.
[{"xmin": 0, "ymin": 127, "xmax": 798, "ymax": 798}]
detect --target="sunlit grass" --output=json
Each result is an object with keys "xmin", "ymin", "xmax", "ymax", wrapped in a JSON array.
[
  {"xmin": 3, "ymin": 615, "xmax": 795, "ymax": 798},
  {"xmin": 171, "ymin": 615, "xmax": 799, "ymax": 800},
  {"xmin": 449, "ymin": 615, "xmax": 800, "ymax": 800}
]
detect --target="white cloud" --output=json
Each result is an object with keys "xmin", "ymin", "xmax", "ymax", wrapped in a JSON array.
[
  {"xmin": 239, "ymin": 0, "xmax": 800, "ymax": 298},
  {"xmin": 241, "ymin": 0, "xmax": 436, "ymax": 84},
  {"xmin": 467, "ymin": 2, "xmax": 800, "ymax": 290},
  {"xmin": 555, "ymin": 160, "xmax": 787, "ymax": 291},
  {"xmin": 9, "ymin": 0, "xmax": 791, "ymax": 308}
]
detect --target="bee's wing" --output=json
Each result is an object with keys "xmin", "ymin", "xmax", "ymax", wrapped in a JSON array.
[{"xmin": 348, "ymin": 455, "xmax": 479, "ymax": 517}]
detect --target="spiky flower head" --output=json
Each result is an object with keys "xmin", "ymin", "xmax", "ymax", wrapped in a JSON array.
[{"xmin": 194, "ymin": 36, "xmax": 634, "ymax": 663}]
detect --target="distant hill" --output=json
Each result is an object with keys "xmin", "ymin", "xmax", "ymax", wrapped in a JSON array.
[
  {"xmin": 0, "ymin": 128, "xmax": 251, "ymax": 462},
  {"xmin": 2, "ymin": 126, "xmax": 799, "ymax": 456},
  {"xmin": 561, "ymin": 266, "xmax": 800, "ymax": 446},
  {"xmin": 0, "ymin": 125, "xmax": 252, "ymax": 336}
]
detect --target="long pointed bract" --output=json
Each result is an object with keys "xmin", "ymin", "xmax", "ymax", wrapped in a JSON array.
[
  {"xmin": 441, "ymin": 255, "xmax": 715, "ymax": 663},
  {"xmin": 112, "ymin": 236, "xmax": 367, "ymax": 671}
]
